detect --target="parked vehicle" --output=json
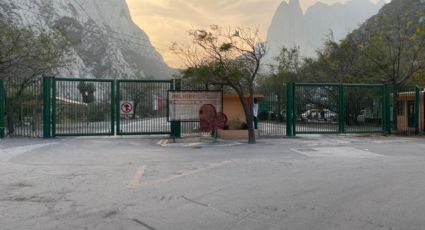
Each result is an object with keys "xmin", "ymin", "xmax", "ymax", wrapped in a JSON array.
[{"xmin": 357, "ymin": 109, "xmax": 374, "ymax": 123}]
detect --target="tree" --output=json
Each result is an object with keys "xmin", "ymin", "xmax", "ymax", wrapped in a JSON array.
[
  {"xmin": 349, "ymin": 14, "xmax": 425, "ymax": 86},
  {"xmin": 173, "ymin": 26, "xmax": 266, "ymax": 143},
  {"xmin": 257, "ymin": 46, "xmax": 301, "ymax": 122},
  {"xmin": 346, "ymin": 5, "xmax": 425, "ymax": 129},
  {"xmin": 0, "ymin": 18, "xmax": 70, "ymax": 134},
  {"xmin": 77, "ymin": 82, "xmax": 96, "ymax": 103}
]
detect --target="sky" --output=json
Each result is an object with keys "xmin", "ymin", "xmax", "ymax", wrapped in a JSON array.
[{"xmin": 126, "ymin": 0, "xmax": 378, "ymax": 68}]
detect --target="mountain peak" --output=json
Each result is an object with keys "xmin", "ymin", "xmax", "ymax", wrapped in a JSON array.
[
  {"xmin": 289, "ymin": 0, "xmax": 300, "ymax": 6},
  {"xmin": 265, "ymin": 0, "xmax": 383, "ymax": 64}
]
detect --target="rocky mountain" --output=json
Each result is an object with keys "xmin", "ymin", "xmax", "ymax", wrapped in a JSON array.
[
  {"xmin": 0, "ymin": 0, "xmax": 174, "ymax": 79},
  {"xmin": 265, "ymin": 0, "xmax": 386, "ymax": 65}
]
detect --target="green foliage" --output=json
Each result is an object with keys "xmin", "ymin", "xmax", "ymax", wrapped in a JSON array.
[
  {"xmin": 264, "ymin": 0, "xmax": 425, "ymax": 87},
  {"xmin": 176, "ymin": 25, "xmax": 266, "ymax": 143},
  {"xmin": 61, "ymin": 103, "xmax": 109, "ymax": 122},
  {"xmin": 77, "ymin": 82, "xmax": 96, "ymax": 103},
  {"xmin": 0, "ymin": 18, "xmax": 71, "ymax": 79}
]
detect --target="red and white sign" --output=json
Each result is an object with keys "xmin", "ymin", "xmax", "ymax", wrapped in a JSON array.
[{"xmin": 120, "ymin": 101, "xmax": 134, "ymax": 115}]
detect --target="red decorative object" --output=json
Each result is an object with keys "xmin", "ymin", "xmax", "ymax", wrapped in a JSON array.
[{"xmin": 199, "ymin": 104, "xmax": 228, "ymax": 132}]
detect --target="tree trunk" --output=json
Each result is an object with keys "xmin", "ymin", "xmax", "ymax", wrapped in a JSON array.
[{"xmin": 236, "ymin": 91, "xmax": 256, "ymax": 144}]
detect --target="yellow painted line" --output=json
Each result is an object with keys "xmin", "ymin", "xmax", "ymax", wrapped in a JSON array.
[
  {"xmin": 184, "ymin": 142, "xmax": 203, "ymax": 147},
  {"xmin": 160, "ymin": 139, "xmax": 168, "ymax": 147},
  {"xmin": 144, "ymin": 161, "xmax": 232, "ymax": 187},
  {"xmin": 127, "ymin": 165, "xmax": 147, "ymax": 189}
]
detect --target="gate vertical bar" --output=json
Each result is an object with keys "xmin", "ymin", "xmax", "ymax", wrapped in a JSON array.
[
  {"xmin": 115, "ymin": 80, "xmax": 121, "ymax": 135},
  {"xmin": 171, "ymin": 79, "xmax": 181, "ymax": 138},
  {"xmin": 415, "ymin": 85, "xmax": 420, "ymax": 134},
  {"xmin": 382, "ymin": 84, "xmax": 387, "ymax": 134},
  {"xmin": 384, "ymin": 84, "xmax": 391, "ymax": 134},
  {"xmin": 286, "ymin": 82, "xmax": 294, "ymax": 137},
  {"xmin": 338, "ymin": 84, "xmax": 345, "ymax": 133},
  {"xmin": 111, "ymin": 80, "xmax": 116, "ymax": 135},
  {"xmin": 0, "ymin": 80, "xmax": 5, "ymax": 138},
  {"xmin": 43, "ymin": 76, "xmax": 52, "ymax": 138},
  {"xmin": 51, "ymin": 77, "xmax": 56, "ymax": 137}
]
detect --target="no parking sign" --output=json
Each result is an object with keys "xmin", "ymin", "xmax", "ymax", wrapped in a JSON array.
[{"xmin": 120, "ymin": 101, "xmax": 134, "ymax": 115}]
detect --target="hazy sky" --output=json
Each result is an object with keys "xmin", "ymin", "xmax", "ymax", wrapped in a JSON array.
[{"xmin": 126, "ymin": 0, "xmax": 377, "ymax": 68}]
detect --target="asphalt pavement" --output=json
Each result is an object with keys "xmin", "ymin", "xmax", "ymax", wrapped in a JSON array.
[{"xmin": 1, "ymin": 135, "xmax": 425, "ymax": 230}]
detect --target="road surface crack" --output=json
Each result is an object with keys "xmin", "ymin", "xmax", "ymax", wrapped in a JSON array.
[
  {"xmin": 132, "ymin": 218, "xmax": 158, "ymax": 230},
  {"xmin": 182, "ymin": 196, "xmax": 238, "ymax": 217}
]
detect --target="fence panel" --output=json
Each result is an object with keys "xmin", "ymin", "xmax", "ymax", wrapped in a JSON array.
[
  {"xmin": 294, "ymin": 84, "xmax": 339, "ymax": 134},
  {"xmin": 2, "ymin": 77, "xmax": 43, "ymax": 137},
  {"xmin": 344, "ymin": 85, "xmax": 384, "ymax": 133},
  {"xmin": 256, "ymin": 83, "xmax": 287, "ymax": 136},
  {"xmin": 53, "ymin": 78, "xmax": 114, "ymax": 136},
  {"xmin": 117, "ymin": 80, "xmax": 171, "ymax": 135}
]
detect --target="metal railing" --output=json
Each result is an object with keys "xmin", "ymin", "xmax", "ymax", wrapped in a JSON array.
[{"xmin": 1, "ymin": 76, "xmax": 423, "ymax": 139}]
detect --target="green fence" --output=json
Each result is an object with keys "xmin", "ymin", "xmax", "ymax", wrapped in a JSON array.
[
  {"xmin": 0, "ymin": 77, "xmax": 44, "ymax": 138},
  {"xmin": 256, "ymin": 83, "xmax": 287, "ymax": 136},
  {"xmin": 116, "ymin": 80, "xmax": 172, "ymax": 135},
  {"xmin": 1, "ymin": 76, "xmax": 423, "ymax": 139},
  {"xmin": 285, "ymin": 83, "xmax": 424, "ymax": 136},
  {"xmin": 53, "ymin": 78, "xmax": 115, "ymax": 137},
  {"xmin": 0, "ymin": 80, "xmax": 4, "ymax": 138},
  {"xmin": 286, "ymin": 83, "xmax": 386, "ymax": 135}
]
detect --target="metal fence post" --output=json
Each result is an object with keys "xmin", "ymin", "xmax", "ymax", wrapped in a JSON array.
[
  {"xmin": 171, "ymin": 79, "xmax": 181, "ymax": 138},
  {"xmin": 111, "ymin": 80, "xmax": 116, "ymax": 136},
  {"xmin": 115, "ymin": 80, "xmax": 121, "ymax": 135},
  {"xmin": 286, "ymin": 82, "xmax": 294, "ymax": 137},
  {"xmin": 42, "ymin": 76, "xmax": 53, "ymax": 138},
  {"xmin": 0, "ymin": 80, "xmax": 5, "ymax": 138},
  {"xmin": 383, "ymin": 84, "xmax": 391, "ymax": 134},
  {"xmin": 338, "ymin": 84, "xmax": 345, "ymax": 133},
  {"xmin": 415, "ymin": 85, "xmax": 420, "ymax": 134}
]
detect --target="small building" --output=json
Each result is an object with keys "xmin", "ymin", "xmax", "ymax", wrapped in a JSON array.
[
  {"xmin": 218, "ymin": 94, "xmax": 263, "ymax": 139},
  {"xmin": 223, "ymin": 94, "xmax": 264, "ymax": 123},
  {"xmin": 395, "ymin": 91, "xmax": 425, "ymax": 132}
]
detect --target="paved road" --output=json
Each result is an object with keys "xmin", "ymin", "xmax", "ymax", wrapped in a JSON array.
[{"xmin": 1, "ymin": 136, "xmax": 425, "ymax": 230}]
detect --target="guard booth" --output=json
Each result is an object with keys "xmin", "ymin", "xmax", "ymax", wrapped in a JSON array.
[{"xmin": 395, "ymin": 90, "xmax": 425, "ymax": 133}]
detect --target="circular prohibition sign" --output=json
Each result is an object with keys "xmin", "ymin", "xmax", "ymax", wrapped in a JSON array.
[{"xmin": 121, "ymin": 102, "xmax": 133, "ymax": 114}]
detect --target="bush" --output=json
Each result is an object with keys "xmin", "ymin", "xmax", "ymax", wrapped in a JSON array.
[{"xmin": 227, "ymin": 117, "xmax": 245, "ymax": 130}]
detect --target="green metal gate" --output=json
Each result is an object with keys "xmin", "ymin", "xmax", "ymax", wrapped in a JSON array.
[
  {"xmin": 53, "ymin": 78, "xmax": 115, "ymax": 136},
  {"xmin": 116, "ymin": 80, "xmax": 173, "ymax": 135},
  {"xmin": 287, "ymin": 83, "xmax": 387, "ymax": 135},
  {"xmin": 2, "ymin": 76, "xmax": 423, "ymax": 139},
  {"xmin": 0, "ymin": 79, "xmax": 4, "ymax": 138}
]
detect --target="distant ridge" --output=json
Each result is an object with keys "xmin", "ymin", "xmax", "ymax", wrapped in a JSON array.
[{"xmin": 265, "ymin": 0, "xmax": 385, "ymax": 65}]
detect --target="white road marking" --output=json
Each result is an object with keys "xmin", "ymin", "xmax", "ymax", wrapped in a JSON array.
[
  {"xmin": 291, "ymin": 147, "xmax": 384, "ymax": 158},
  {"xmin": 0, "ymin": 143, "xmax": 56, "ymax": 162},
  {"xmin": 127, "ymin": 165, "xmax": 147, "ymax": 189}
]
